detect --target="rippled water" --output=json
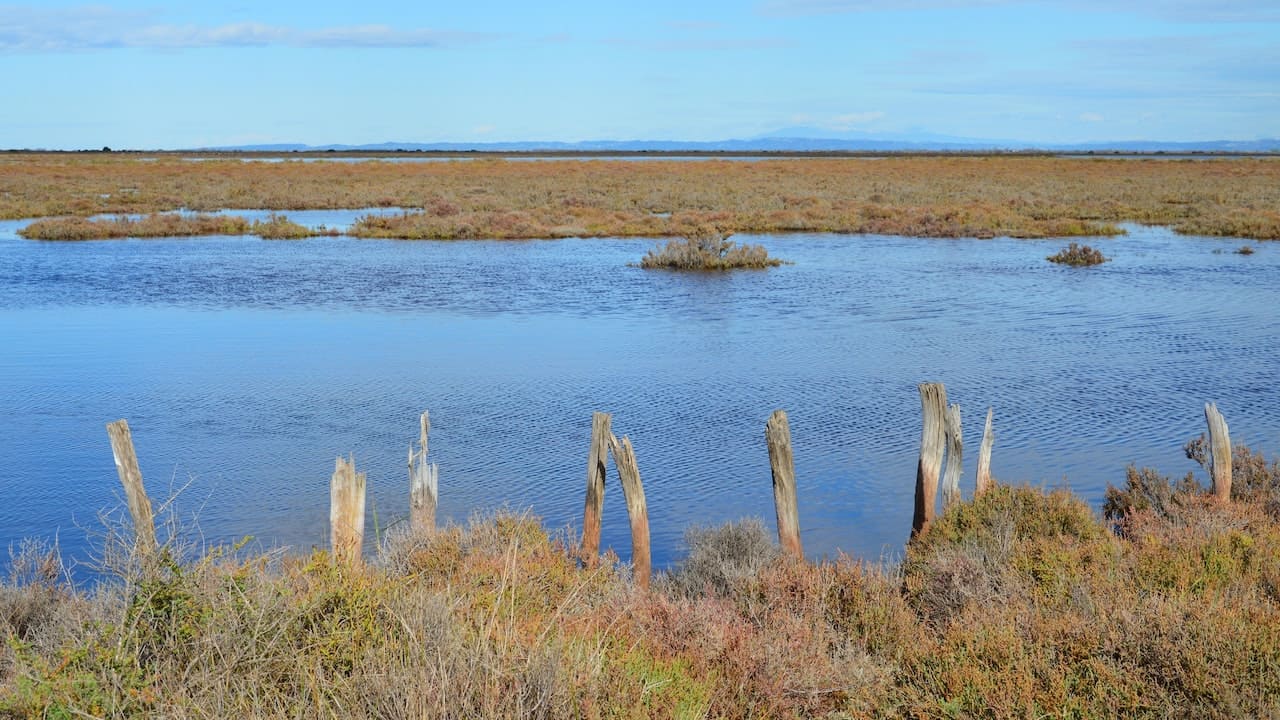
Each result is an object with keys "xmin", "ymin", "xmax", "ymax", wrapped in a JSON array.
[{"xmin": 1, "ymin": 222, "xmax": 1276, "ymax": 573}]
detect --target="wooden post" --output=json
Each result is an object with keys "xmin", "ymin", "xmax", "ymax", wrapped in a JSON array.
[
  {"xmin": 409, "ymin": 411, "xmax": 438, "ymax": 533},
  {"xmin": 941, "ymin": 403, "xmax": 963, "ymax": 509},
  {"xmin": 608, "ymin": 433, "xmax": 651, "ymax": 590},
  {"xmin": 975, "ymin": 407, "xmax": 995, "ymax": 497},
  {"xmin": 913, "ymin": 383, "xmax": 948, "ymax": 538},
  {"xmin": 766, "ymin": 409, "xmax": 803, "ymax": 559},
  {"xmin": 1205, "ymin": 403, "xmax": 1232, "ymax": 503},
  {"xmin": 105, "ymin": 419, "xmax": 156, "ymax": 557},
  {"xmin": 330, "ymin": 455, "xmax": 366, "ymax": 567},
  {"xmin": 581, "ymin": 412, "xmax": 612, "ymax": 566}
]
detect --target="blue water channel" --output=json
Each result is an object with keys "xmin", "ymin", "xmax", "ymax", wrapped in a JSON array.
[{"xmin": 1, "ymin": 216, "xmax": 1276, "ymax": 574}]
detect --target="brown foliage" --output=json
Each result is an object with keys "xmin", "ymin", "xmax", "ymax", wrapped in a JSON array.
[{"xmin": 4, "ymin": 154, "xmax": 1279, "ymax": 240}]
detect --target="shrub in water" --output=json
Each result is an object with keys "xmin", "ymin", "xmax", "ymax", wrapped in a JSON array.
[
  {"xmin": 1047, "ymin": 242, "xmax": 1108, "ymax": 266},
  {"xmin": 640, "ymin": 226, "xmax": 784, "ymax": 270}
]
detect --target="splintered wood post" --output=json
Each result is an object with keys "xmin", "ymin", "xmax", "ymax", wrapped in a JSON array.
[
  {"xmin": 913, "ymin": 383, "xmax": 948, "ymax": 538},
  {"xmin": 409, "ymin": 411, "xmax": 438, "ymax": 532},
  {"xmin": 581, "ymin": 412, "xmax": 612, "ymax": 566},
  {"xmin": 941, "ymin": 403, "xmax": 963, "ymax": 509},
  {"xmin": 608, "ymin": 433, "xmax": 651, "ymax": 590},
  {"xmin": 330, "ymin": 455, "xmax": 367, "ymax": 567},
  {"xmin": 1205, "ymin": 402, "xmax": 1232, "ymax": 503},
  {"xmin": 105, "ymin": 419, "xmax": 156, "ymax": 557},
  {"xmin": 766, "ymin": 409, "xmax": 803, "ymax": 559},
  {"xmin": 975, "ymin": 407, "xmax": 995, "ymax": 497}
]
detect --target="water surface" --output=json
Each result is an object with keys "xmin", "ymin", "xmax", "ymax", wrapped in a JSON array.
[{"xmin": 1, "ymin": 225, "xmax": 1276, "ymax": 572}]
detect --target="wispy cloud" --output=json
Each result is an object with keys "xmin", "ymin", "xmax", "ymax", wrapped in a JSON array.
[
  {"xmin": 758, "ymin": 0, "xmax": 1280, "ymax": 21},
  {"xmin": 0, "ymin": 5, "xmax": 495, "ymax": 52}
]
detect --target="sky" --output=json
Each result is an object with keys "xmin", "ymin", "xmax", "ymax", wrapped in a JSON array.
[{"xmin": 1, "ymin": 1, "xmax": 1277, "ymax": 149}]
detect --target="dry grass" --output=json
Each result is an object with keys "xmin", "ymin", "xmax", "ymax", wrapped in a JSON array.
[
  {"xmin": 3, "ymin": 154, "xmax": 1278, "ymax": 240},
  {"xmin": 3, "ymin": 446, "xmax": 1280, "ymax": 718}
]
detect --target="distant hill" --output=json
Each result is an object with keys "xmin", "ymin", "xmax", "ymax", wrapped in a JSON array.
[{"xmin": 200, "ymin": 132, "xmax": 1280, "ymax": 154}]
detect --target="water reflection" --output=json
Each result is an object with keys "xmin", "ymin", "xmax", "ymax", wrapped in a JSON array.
[{"xmin": 0, "ymin": 227, "xmax": 1275, "ymax": 573}]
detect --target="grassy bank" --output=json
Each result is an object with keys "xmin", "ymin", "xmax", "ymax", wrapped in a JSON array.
[
  {"xmin": 3, "ymin": 444, "xmax": 1278, "ymax": 718},
  {"xmin": 3, "ymin": 154, "xmax": 1278, "ymax": 240}
]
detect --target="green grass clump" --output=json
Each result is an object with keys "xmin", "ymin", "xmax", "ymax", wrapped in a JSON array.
[
  {"xmin": 251, "ymin": 214, "xmax": 331, "ymax": 239},
  {"xmin": 639, "ymin": 228, "xmax": 784, "ymax": 270},
  {"xmin": 1047, "ymin": 241, "xmax": 1108, "ymax": 266}
]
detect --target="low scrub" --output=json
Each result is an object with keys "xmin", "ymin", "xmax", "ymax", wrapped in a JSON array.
[
  {"xmin": 1047, "ymin": 241, "xmax": 1108, "ymax": 266},
  {"xmin": 3, "ymin": 447, "xmax": 1280, "ymax": 718},
  {"xmin": 639, "ymin": 228, "xmax": 784, "ymax": 270}
]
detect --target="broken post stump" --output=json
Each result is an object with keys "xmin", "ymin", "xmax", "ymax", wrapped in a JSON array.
[
  {"xmin": 975, "ymin": 407, "xmax": 995, "ymax": 497},
  {"xmin": 913, "ymin": 383, "xmax": 948, "ymax": 538},
  {"xmin": 409, "ymin": 411, "xmax": 438, "ymax": 532},
  {"xmin": 1205, "ymin": 402, "xmax": 1232, "ymax": 503},
  {"xmin": 608, "ymin": 433, "xmax": 651, "ymax": 590},
  {"xmin": 330, "ymin": 455, "xmax": 367, "ymax": 567},
  {"xmin": 942, "ymin": 403, "xmax": 963, "ymax": 509},
  {"xmin": 105, "ymin": 419, "xmax": 156, "ymax": 557},
  {"xmin": 766, "ymin": 409, "xmax": 803, "ymax": 559},
  {"xmin": 581, "ymin": 411, "xmax": 612, "ymax": 566}
]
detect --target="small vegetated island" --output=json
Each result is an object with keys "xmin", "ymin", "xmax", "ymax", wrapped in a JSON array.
[
  {"xmin": 1047, "ymin": 241, "xmax": 1108, "ymax": 266},
  {"xmin": 639, "ymin": 227, "xmax": 785, "ymax": 270},
  {"xmin": 4, "ymin": 153, "xmax": 1279, "ymax": 242}
]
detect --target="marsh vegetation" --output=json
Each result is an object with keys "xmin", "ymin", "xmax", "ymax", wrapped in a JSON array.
[
  {"xmin": 3, "ymin": 154, "xmax": 1278, "ymax": 241},
  {"xmin": 2, "ymin": 441, "xmax": 1278, "ymax": 718}
]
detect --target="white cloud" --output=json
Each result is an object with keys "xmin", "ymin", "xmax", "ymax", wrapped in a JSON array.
[
  {"xmin": 1079, "ymin": 112, "xmax": 1104, "ymax": 122},
  {"xmin": 0, "ymin": 5, "xmax": 493, "ymax": 52}
]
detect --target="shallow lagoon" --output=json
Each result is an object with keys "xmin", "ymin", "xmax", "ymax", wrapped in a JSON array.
[{"xmin": 1, "ymin": 224, "xmax": 1276, "ymax": 570}]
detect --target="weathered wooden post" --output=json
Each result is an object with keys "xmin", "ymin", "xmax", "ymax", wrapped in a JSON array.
[
  {"xmin": 765, "ymin": 409, "xmax": 803, "ymax": 559},
  {"xmin": 941, "ymin": 403, "xmax": 963, "ymax": 509},
  {"xmin": 581, "ymin": 412, "xmax": 612, "ymax": 567},
  {"xmin": 409, "ymin": 411, "xmax": 438, "ymax": 532},
  {"xmin": 1204, "ymin": 402, "xmax": 1232, "ymax": 503},
  {"xmin": 913, "ymin": 383, "xmax": 948, "ymax": 538},
  {"xmin": 974, "ymin": 407, "xmax": 995, "ymax": 497},
  {"xmin": 105, "ymin": 419, "xmax": 156, "ymax": 557},
  {"xmin": 608, "ymin": 433, "xmax": 651, "ymax": 590},
  {"xmin": 330, "ymin": 455, "xmax": 367, "ymax": 567}
]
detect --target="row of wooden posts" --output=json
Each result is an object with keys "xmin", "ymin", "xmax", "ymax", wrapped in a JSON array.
[{"xmin": 104, "ymin": 384, "xmax": 1238, "ymax": 581}]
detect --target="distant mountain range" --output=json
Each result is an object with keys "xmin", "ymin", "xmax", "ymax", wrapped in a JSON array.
[{"xmin": 202, "ymin": 129, "xmax": 1279, "ymax": 154}]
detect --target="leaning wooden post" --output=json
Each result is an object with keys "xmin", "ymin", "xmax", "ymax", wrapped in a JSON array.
[
  {"xmin": 330, "ymin": 455, "xmax": 367, "ymax": 567},
  {"xmin": 408, "ymin": 411, "xmax": 438, "ymax": 533},
  {"xmin": 941, "ymin": 403, "xmax": 963, "ymax": 509},
  {"xmin": 974, "ymin": 407, "xmax": 995, "ymax": 497},
  {"xmin": 1205, "ymin": 403, "xmax": 1232, "ymax": 503},
  {"xmin": 105, "ymin": 419, "xmax": 156, "ymax": 557},
  {"xmin": 913, "ymin": 383, "xmax": 948, "ymax": 538},
  {"xmin": 766, "ymin": 409, "xmax": 803, "ymax": 559},
  {"xmin": 581, "ymin": 412, "xmax": 612, "ymax": 567},
  {"xmin": 608, "ymin": 433, "xmax": 651, "ymax": 590}
]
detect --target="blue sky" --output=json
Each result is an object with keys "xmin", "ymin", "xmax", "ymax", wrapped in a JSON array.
[{"xmin": 2, "ymin": 1, "xmax": 1276, "ymax": 149}]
